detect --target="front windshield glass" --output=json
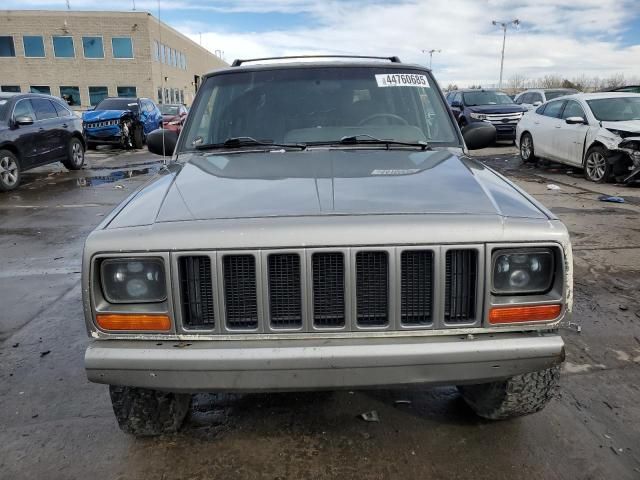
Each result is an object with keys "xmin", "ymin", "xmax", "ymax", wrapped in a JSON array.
[
  {"xmin": 462, "ymin": 91, "xmax": 514, "ymax": 106},
  {"xmin": 160, "ymin": 105, "xmax": 179, "ymax": 115},
  {"xmin": 95, "ymin": 98, "xmax": 139, "ymax": 112},
  {"xmin": 587, "ymin": 97, "xmax": 640, "ymax": 121},
  {"xmin": 181, "ymin": 66, "xmax": 458, "ymax": 150},
  {"xmin": 546, "ymin": 89, "xmax": 578, "ymax": 100}
]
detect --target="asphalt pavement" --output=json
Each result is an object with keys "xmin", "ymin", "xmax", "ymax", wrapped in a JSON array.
[{"xmin": 1, "ymin": 145, "xmax": 639, "ymax": 480}]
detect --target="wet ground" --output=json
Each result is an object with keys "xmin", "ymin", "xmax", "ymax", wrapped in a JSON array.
[{"xmin": 1, "ymin": 145, "xmax": 639, "ymax": 479}]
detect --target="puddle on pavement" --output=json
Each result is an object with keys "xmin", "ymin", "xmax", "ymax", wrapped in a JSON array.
[{"xmin": 76, "ymin": 167, "xmax": 160, "ymax": 187}]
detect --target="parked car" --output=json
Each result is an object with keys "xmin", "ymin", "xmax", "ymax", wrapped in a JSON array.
[
  {"xmin": 446, "ymin": 89, "xmax": 527, "ymax": 142},
  {"xmin": 0, "ymin": 93, "xmax": 86, "ymax": 191},
  {"xmin": 82, "ymin": 97, "xmax": 161, "ymax": 150},
  {"xmin": 160, "ymin": 103, "xmax": 188, "ymax": 133},
  {"xmin": 605, "ymin": 85, "xmax": 640, "ymax": 94},
  {"xmin": 514, "ymin": 89, "xmax": 579, "ymax": 110},
  {"xmin": 516, "ymin": 92, "xmax": 640, "ymax": 183},
  {"xmin": 82, "ymin": 55, "xmax": 570, "ymax": 437}
]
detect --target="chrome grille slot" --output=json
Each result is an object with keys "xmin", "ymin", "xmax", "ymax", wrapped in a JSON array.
[
  {"xmin": 312, "ymin": 252, "xmax": 346, "ymax": 328},
  {"xmin": 268, "ymin": 253, "xmax": 302, "ymax": 328},
  {"xmin": 401, "ymin": 250, "xmax": 433, "ymax": 325},
  {"xmin": 445, "ymin": 249, "xmax": 477, "ymax": 323},
  {"xmin": 356, "ymin": 251, "xmax": 389, "ymax": 327},
  {"xmin": 223, "ymin": 255, "xmax": 258, "ymax": 329},
  {"xmin": 179, "ymin": 256, "xmax": 215, "ymax": 329}
]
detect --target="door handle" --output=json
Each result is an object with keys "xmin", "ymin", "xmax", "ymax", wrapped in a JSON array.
[
  {"xmin": 38, "ymin": 128, "xmax": 45, "ymax": 131},
  {"xmin": 62, "ymin": 123, "xmax": 68, "ymax": 128},
  {"xmin": 555, "ymin": 126, "xmax": 561, "ymax": 129},
  {"xmin": 534, "ymin": 121, "xmax": 540, "ymax": 125}
]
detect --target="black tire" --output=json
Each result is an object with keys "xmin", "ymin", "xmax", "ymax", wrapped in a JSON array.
[
  {"xmin": 459, "ymin": 117, "xmax": 468, "ymax": 129},
  {"xmin": 62, "ymin": 137, "xmax": 85, "ymax": 170},
  {"xmin": 132, "ymin": 126, "xmax": 144, "ymax": 149},
  {"xmin": 0, "ymin": 149, "xmax": 21, "ymax": 192},
  {"xmin": 584, "ymin": 146, "xmax": 612, "ymax": 183},
  {"xmin": 458, "ymin": 366, "xmax": 560, "ymax": 420},
  {"xmin": 109, "ymin": 386, "xmax": 191, "ymax": 437},
  {"xmin": 519, "ymin": 133, "xmax": 536, "ymax": 163}
]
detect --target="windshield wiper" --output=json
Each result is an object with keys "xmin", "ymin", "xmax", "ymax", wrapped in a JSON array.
[
  {"xmin": 335, "ymin": 134, "xmax": 429, "ymax": 150},
  {"xmin": 195, "ymin": 136, "xmax": 307, "ymax": 151}
]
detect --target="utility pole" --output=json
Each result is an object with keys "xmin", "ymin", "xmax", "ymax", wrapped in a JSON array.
[
  {"xmin": 422, "ymin": 49, "xmax": 441, "ymax": 70},
  {"xmin": 492, "ymin": 19, "xmax": 519, "ymax": 88}
]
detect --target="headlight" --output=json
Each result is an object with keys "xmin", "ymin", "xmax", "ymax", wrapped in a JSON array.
[
  {"xmin": 470, "ymin": 112, "xmax": 487, "ymax": 120},
  {"xmin": 492, "ymin": 249, "xmax": 555, "ymax": 295},
  {"xmin": 100, "ymin": 258, "xmax": 167, "ymax": 303}
]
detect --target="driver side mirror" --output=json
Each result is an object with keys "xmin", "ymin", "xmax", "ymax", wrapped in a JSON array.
[
  {"xmin": 462, "ymin": 122, "xmax": 496, "ymax": 150},
  {"xmin": 147, "ymin": 128, "xmax": 178, "ymax": 157},
  {"xmin": 532, "ymin": 101, "xmax": 542, "ymax": 107},
  {"xmin": 451, "ymin": 100, "xmax": 463, "ymax": 109},
  {"xmin": 565, "ymin": 116, "xmax": 587, "ymax": 125},
  {"xmin": 14, "ymin": 115, "xmax": 34, "ymax": 126}
]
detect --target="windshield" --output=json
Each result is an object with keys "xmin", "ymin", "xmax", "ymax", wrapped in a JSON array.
[
  {"xmin": 462, "ymin": 91, "xmax": 514, "ymax": 106},
  {"xmin": 546, "ymin": 89, "xmax": 578, "ymax": 100},
  {"xmin": 95, "ymin": 98, "xmax": 139, "ymax": 112},
  {"xmin": 160, "ymin": 105, "xmax": 179, "ymax": 115},
  {"xmin": 587, "ymin": 97, "xmax": 640, "ymax": 121},
  {"xmin": 181, "ymin": 66, "xmax": 458, "ymax": 150}
]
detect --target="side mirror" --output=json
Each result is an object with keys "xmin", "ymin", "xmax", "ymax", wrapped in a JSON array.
[
  {"xmin": 14, "ymin": 115, "xmax": 34, "ymax": 126},
  {"xmin": 532, "ymin": 101, "xmax": 542, "ymax": 107},
  {"xmin": 462, "ymin": 122, "xmax": 496, "ymax": 150},
  {"xmin": 565, "ymin": 116, "xmax": 587, "ymax": 125},
  {"xmin": 147, "ymin": 128, "xmax": 178, "ymax": 156},
  {"xmin": 451, "ymin": 100, "xmax": 463, "ymax": 109},
  {"xmin": 85, "ymin": 106, "xmax": 95, "ymax": 111}
]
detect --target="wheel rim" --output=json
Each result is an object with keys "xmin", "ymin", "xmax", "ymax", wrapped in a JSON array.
[
  {"xmin": 0, "ymin": 155, "xmax": 18, "ymax": 186},
  {"xmin": 521, "ymin": 136, "xmax": 531, "ymax": 160},
  {"xmin": 586, "ymin": 152, "xmax": 606, "ymax": 181},
  {"xmin": 72, "ymin": 142, "xmax": 84, "ymax": 166}
]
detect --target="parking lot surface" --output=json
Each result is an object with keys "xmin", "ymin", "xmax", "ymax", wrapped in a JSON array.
[{"xmin": 1, "ymin": 146, "xmax": 639, "ymax": 479}]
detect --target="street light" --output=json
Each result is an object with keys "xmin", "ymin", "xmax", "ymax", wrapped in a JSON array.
[
  {"xmin": 492, "ymin": 19, "xmax": 520, "ymax": 88},
  {"xmin": 422, "ymin": 49, "xmax": 441, "ymax": 70}
]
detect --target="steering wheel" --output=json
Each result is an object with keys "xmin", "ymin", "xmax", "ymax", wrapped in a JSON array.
[{"xmin": 357, "ymin": 113, "xmax": 409, "ymax": 126}]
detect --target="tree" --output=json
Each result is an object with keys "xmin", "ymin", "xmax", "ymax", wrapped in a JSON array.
[
  {"xmin": 507, "ymin": 73, "xmax": 527, "ymax": 92},
  {"xmin": 445, "ymin": 83, "xmax": 459, "ymax": 92}
]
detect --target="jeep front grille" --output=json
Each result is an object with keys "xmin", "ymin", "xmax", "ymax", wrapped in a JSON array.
[{"xmin": 175, "ymin": 246, "xmax": 481, "ymax": 333}]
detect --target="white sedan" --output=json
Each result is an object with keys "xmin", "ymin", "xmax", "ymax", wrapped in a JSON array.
[{"xmin": 516, "ymin": 93, "xmax": 640, "ymax": 183}]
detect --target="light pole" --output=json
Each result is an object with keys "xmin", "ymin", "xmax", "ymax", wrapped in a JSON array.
[
  {"xmin": 422, "ymin": 49, "xmax": 441, "ymax": 70},
  {"xmin": 492, "ymin": 19, "xmax": 519, "ymax": 88}
]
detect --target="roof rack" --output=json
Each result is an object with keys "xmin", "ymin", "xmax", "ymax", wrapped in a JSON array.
[{"xmin": 231, "ymin": 55, "xmax": 402, "ymax": 67}]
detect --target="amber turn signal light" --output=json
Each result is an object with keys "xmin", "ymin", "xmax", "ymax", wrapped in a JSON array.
[
  {"xmin": 489, "ymin": 304, "xmax": 561, "ymax": 324},
  {"xmin": 96, "ymin": 314, "xmax": 171, "ymax": 331}
]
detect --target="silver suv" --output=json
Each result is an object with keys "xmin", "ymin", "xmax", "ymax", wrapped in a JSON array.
[
  {"xmin": 82, "ymin": 56, "xmax": 571, "ymax": 436},
  {"xmin": 515, "ymin": 88, "xmax": 579, "ymax": 110}
]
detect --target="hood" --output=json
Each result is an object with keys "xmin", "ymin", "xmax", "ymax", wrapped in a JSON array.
[
  {"xmin": 106, "ymin": 149, "xmax": 549, "ymax": 229},
  {"xmin": 468, "ymin": 105, "xmax": 526, "ymax": 114},
  {"xmin": 82, "ymin": 109, "xmax": 132, "ymax": 122},
  {"xmin": 601, "ymin": 120, "xmax": 640, "ymax": 134},
  {"xmin": 162, "ymin": 114, "xmax": 179, "ymax": 122}
]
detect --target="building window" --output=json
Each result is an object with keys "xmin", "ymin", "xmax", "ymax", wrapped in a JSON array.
[
  {"xmin": 52, "ymin": 36, "xmax": 75, "ymax": 58},
  {"xmin": 23, "ymin": 36, "xmax": 45, "ymax": 57},
  {"xmin": 60, "ymin": 86, "xmax": 81, "ymax": 106},
  {"xmin": 179, "ymin": 89, "xmax": 184, "ymax": 104},
  {"xmin": 82, "ymin": 36, "xmax": 104, "ymax": 59},
  {"xmin": 1, "ymin": 85, "xmax": 20, "ymax": 93},
  {"xmin": 0, "ymin": 36, "xmax": 16, "ymax": 57},
  {"xmin": 163, "ymin": 87, "xmax": 169, "ymax": 104},
  {"xmin": 153, "ymin": 40, "xmax": 159, "ymax": 61},
  {"xmin": 117, "ymin": 86, "xmax": 136, "ymax": 97},
  {"xmin": 89, "ymin": 86, "xmax": 108, "ymax": 106},
  {"xmin": 183, "ymin": 53, "xmax": 187, "ymax": 70},
  {"xmin": 112, "ymin": 37, "xmax": 133, "ymax": 59},
  {"xmin": 157, "ymin": 87, "xmax": 162, "ymax": 104},
  {"xmin": 30, "ymin": 85, "xmax": 51, "ymax": 95}
]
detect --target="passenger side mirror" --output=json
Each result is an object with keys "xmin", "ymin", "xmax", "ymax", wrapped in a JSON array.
[
  {"xmin": 565, "ymin": 116, "xmax": 587, "ymax": 125},
  {"xmin": 14, "ymin": 116, "xmax": 34, "ymax": 126},
  {"xmin": 532, "ymin": 101, "xmax": 542, "ymax": 107},
  {"xmin": 462, "ymin": 122, "xmax": 496, "ymax": 150},
  {"xmin": 147, "ymin": 128, "xmax": 178, "ymax": 156}
]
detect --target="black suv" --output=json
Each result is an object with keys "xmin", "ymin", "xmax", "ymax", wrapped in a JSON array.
[
  {"xmin": 0, "ymin": 93, "xmax": 86, "ymax": 191},
  {"xmin": 446, "ymin": 89, "xmax": 527, "ymax": 142}
]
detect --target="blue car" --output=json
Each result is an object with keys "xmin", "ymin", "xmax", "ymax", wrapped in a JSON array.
[{"xmin": 82, "ymin": 97, "xmax": 162, "ymax": 150}]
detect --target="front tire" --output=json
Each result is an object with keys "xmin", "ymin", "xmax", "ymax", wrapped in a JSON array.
[
  {"xmin": 519, "ymin": 133, "xmax": 536, "ymax": 163},
  {"xmin": 458, "ymin": 366, "xmax": 560, "ymax": 420},
  {"xmin": 109, "ymin": 386, "xmax": 191, "ymax": 437},
  {"xmin": 132, "ymin": 125, "xmax": 144, "ymax": 149},
  {"xmin": 0, "ymin": 149, "xmax": 21, "ymax": 192},
  {"xmin": 62, "ymin": 137, "xmax": 85, "ymax": 170},
  {"xmin": 584, "ymin": 146, "xmax": 611, "ymax": 183}
]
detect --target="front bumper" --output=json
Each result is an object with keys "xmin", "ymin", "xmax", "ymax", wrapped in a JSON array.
[{"xmin": 85, "ymin": 332, "xmax": 564, "ymax": 393}]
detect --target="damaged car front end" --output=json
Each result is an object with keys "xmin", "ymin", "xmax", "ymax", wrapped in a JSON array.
[{"xmin": 83, "ymin": 109, "xmax": 136, "ymax": 149}]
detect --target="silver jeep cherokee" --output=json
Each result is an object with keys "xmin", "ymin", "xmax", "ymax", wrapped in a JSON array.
[{"xmin": 82, "ymin": 56, "xmax": 571, "ymax": 436}]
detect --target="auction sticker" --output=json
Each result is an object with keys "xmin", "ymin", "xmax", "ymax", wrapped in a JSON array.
[{"xmin": 375, "ymin": 73, "xmax": 429, "ymax": 87}]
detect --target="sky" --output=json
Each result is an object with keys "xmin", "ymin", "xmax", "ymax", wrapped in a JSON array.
[{"xmin": 4, "ymin": 0, "xmax": 640, "ymax": 87}]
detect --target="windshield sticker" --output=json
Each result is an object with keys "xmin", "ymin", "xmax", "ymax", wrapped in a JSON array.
[
  {"xmin": 372, "ymin": 169, "xmax": 420, "ymax": 175},
  {"xmin": 375, "ymin": 74, "xmax": 429, "ymax": 88}
]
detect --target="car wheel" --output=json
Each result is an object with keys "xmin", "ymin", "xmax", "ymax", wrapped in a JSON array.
[
  {"xmin": 62, "ymin": 137, "xmax": 85, "ymax": 170},
  {"xmin": 458, "ymin": 366, "xmax": 560, "ymax": 420},
  {"xmin": 109, "ymin": 386, "xmax": 191, "ymax": 437},
  {"xmin": 520, "ymin": 133, "xmax": 536, "ymax": 163},
  {"xmin": 132, "ymin": 126, "xmax": 144, "ymax": 149},
  {"xmin": 0, "ymin": 149, "xmax": 21, "ymax": 192},
  {"xmin": 584, "ymin": 146, "xmax": 612, "ymax": 183}
]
